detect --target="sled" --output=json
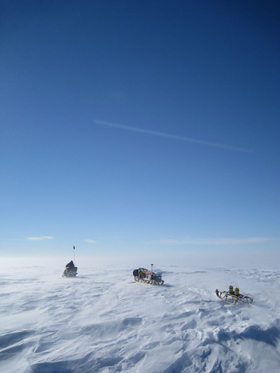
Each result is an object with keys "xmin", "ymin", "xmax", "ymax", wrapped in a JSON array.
[
  {"xmin": 133, "ymin": 266, "xmax": 164, "ymax": 285},
  {"xmin": 216, "ymin": 287, "xmax": 253, "ymax": 305}
]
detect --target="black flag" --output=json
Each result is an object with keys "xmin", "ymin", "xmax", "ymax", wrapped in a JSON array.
[{"xmin": 73, "ymin": 246, "xmax": 75, "ymax": 250}]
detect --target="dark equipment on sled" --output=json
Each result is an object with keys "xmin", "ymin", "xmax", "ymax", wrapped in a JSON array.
[{"xmin": 133, "ymin": 264, "xmax": 164, "ymax": 285}]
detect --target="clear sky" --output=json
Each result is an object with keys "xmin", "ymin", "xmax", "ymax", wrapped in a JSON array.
[{"xmin": 1, "ymin": 0, "xmax": 279, "ymax": 256}]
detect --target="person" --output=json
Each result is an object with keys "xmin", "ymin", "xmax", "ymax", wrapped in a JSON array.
[{"xmin": 66, "ymin": 260, "xmax": 75, "ymax": 269}]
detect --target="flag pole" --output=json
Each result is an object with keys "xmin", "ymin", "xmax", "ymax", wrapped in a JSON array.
[{"xmin": 73, "ymin": 246, "xmax": 75, "ymax": 262}]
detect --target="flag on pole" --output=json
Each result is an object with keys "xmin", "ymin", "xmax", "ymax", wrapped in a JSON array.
[{"xmin": 73, "ymin": 246, "xmax": 75, "ymax": 250}]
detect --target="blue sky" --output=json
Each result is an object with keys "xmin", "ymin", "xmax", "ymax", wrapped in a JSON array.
[{"xmin": 1, "ymin": 0, "xmax": 279, "ymax": 256}]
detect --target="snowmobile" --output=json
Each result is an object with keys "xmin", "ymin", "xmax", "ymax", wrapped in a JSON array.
[
  {"xmin": 63, "ymin": 260, "xmax": 78, "ymax": 277},
  {"xmin": 63, "ymin": 267, "xmax": 78, "ymax": 277},
  {"xmin": 133, "ymin": 265, "xmax": 164, "ymax": 285},
  {"xmin": 216, "ymin": 286, "xmax": 253, "ymax": 304}
]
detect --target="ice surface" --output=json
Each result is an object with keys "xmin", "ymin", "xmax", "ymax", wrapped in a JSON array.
[{"xmin": 0, "ymin": 253, "xmax": 279, "ymax": 373}]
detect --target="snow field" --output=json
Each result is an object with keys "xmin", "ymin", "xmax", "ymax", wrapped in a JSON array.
[{"xmin": 0, "ymin": 255, "xmax": 279, "ymax": 372}]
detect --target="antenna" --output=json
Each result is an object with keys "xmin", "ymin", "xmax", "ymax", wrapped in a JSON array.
[{"xmin": 73, "ymin": 246, "xmax": 75, "ymax": 262}]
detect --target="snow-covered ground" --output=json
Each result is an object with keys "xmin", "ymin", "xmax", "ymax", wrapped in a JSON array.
[{"xmin": 0, "ymin": 253, "xmax": 280, "ymax": 373}]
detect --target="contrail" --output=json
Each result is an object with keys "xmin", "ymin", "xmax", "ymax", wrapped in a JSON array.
[{"xmin": 95, "ymin": 120, "xmax": 253, "ymax": 153}]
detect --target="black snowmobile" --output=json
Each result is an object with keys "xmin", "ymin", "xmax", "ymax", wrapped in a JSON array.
[{"xmin": 63, "ymin": 260, "xmax": 78, "ymax": 277}]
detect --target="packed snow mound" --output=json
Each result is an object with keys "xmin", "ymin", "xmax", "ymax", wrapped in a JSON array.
[{"xmin": 0, "ymin": 255, "xmax": 279, "ymax": 373}]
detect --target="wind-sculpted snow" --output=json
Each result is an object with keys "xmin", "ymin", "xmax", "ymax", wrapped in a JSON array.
[{"xmin": 0, "ymin": 255, "xmax": 280, "ymax": 373}]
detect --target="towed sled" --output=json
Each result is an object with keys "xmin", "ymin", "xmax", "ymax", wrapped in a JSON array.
[
  {"xmin": 133, "ymin": 265, "xmax": 164, "ymax": 285},
  {"xmin": 216, "ymin": 286, "xmax": 253, "ymax": 305}
]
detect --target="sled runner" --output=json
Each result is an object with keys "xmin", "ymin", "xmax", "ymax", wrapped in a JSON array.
[
  {"xmin": 133, "ymin": 265, "xmax": 164, "ymax": 285},
  {"xmin": 216, "ymin": 286, "xmax": 253, "ymax": 304}
]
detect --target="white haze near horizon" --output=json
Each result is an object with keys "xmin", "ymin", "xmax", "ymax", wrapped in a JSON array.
[{"xmin": 0, "ymin": 251, "xmax": 280, "ymax": 373}]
